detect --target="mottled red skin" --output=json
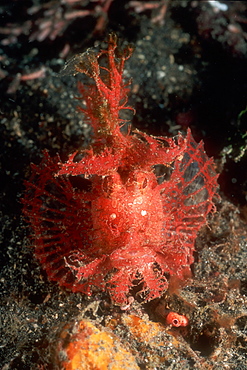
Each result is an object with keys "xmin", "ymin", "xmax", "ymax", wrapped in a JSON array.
[{"xmin": 23, "ymin": 34, "xmax": 219, "ymax": 305}]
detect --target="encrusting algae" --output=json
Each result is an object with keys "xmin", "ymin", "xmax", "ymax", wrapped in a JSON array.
[{"xmin": 56, "ymin": 319, "xmax": 140, "ymax": 370}]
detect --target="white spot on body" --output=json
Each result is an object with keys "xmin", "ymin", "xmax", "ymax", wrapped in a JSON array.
[{"xmin": 133, "ymin": 197, "xmax": 143, "ymax": 205}]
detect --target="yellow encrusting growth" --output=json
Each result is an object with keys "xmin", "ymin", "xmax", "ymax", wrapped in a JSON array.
[
  {"xmin": 122, "ymin": 314, "xmax": 162, "ymax": 343},
  {"xmin": 57, "ymin": 319, "xmax": 140, "ymax": 370}
]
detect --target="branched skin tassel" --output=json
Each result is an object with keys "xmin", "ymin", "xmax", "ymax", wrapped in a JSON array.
[{"xmin": 23, "ymin": 34, "xmax": 219, "ymax": 305}]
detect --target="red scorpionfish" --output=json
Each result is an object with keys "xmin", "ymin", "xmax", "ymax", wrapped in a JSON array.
[{"xmin": 23, "ymin": 34, "xmax": 218, "ymax": 305}]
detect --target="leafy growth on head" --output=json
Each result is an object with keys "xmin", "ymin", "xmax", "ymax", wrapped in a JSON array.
[{"xmin": 61, "ymin": 33, "xmax": 134, "ymax": 146}]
